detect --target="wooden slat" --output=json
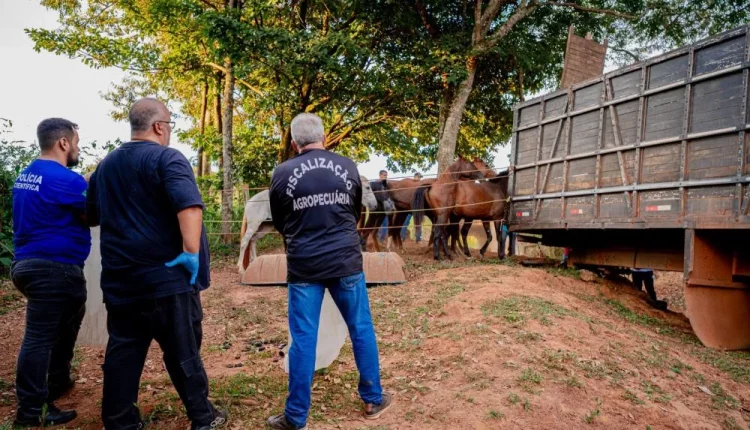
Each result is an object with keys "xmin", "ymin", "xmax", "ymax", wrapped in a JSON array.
[
  {"xmin": 694, "ymin": 35, "xmax": 746, "ymax": 76},
  {"xmin": 648, "ymin": 54, "xmax": 689, "ymax": 89},
  {"xmin": 690, "ymin": 72, "xmax": 744, "ymax": 134},
  {"xmin": 644, "ymin": 88, "xmax": 686, "ymax": 141}
]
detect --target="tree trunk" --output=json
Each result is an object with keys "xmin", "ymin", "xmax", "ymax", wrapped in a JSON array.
[
  {"xmin": 197, "ymin": 79, "xmax": 208, "ymax": 177},
  {"xmin": 436, "ymin": 57, "xmax": 478, "ymax": 173},
  {"xmin": 214, "ymin": 72, "xmax": 223, "ymax": 172},
  {"xmin": 220, "ymin": 57, "xmax": 235, "ymax": 243},
  {"xmin": 278, "ymin": 126, "xmax": 295, "ymax": 163}
]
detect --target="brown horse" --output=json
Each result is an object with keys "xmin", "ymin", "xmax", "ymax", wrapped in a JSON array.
[
  {"xmin": 413, "ymin": 157, "xmax": 485, "ymax": 260},
  {"xmin": 382, "ymin": 177, "xmax": 439, "ymax": 252},
  {"xmin": 454, "ymin": 158, "xmax": 509, "ymax": 259}
]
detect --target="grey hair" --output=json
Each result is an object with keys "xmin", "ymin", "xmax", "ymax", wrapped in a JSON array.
[
  {"xmin": 129, "ymin": 98, "xmax": 162, "ymax": 132},
  {"xmin": 290, "ymin": 113, "xmax": 325, "ymax": 147}
]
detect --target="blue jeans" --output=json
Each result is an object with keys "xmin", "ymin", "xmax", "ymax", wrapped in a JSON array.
[
  {"xmin": 400, "ymin": 214, "xmax": 422, "ymax": 242},
  {"xmin": 286, "ymin": 272, "xmax": 383, "ymax": 428},
  {"xmin": 11, "ymin": 259, "xmax": 86, "ymax": 411},
  {"xmin": 378, "ymin": 217, "xmax": 388, "ymax": 242}
]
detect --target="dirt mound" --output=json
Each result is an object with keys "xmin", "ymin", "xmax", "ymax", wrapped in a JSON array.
[{"xmin": 0, "ymin": 244, "xmax": 748, "ymax": 429}]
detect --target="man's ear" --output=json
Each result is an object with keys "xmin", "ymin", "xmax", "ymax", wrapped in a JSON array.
[{"xmin": 58, "ymin": 137, "xmax": 72, "ymax": 154}]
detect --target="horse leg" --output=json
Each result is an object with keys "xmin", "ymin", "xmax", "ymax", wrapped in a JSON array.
[
  {"xmin": 460, "ymin": 219, "xmax": 473, "ymax": 257},
  {"xmin": 432, "ymin": 226, "xmax": 441, "ymax": 260},
  {"xmin": 479, "ymin": 221, "xmax": 492, "ymax": 257},
  {"xmin": 441, "ymin": 225, "xmax": 453, "ymax": 260},
  {"xmin": 371, "ymin": 215, "xmax": 383, "ymax": 252}
]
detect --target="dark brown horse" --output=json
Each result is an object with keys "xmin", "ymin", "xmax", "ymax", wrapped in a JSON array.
[
  {"xmin": 382, "ymin": 177, "xmax": 439, "ymax": 252},
  {"xmin": 359, "ymin": 179, "xmax": 396, "ymax": 252},
  {"xmin": 413, "ymin": 157, "xmax": 485, "ymax": 260},
  {"xmin": 454, "ymin": 158, "xmax": 509, "ymax": 259}
]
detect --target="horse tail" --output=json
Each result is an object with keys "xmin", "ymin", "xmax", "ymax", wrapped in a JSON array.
[{"xmin": 412, "ymin": 185, "xmax": 429, "ymax": 227}]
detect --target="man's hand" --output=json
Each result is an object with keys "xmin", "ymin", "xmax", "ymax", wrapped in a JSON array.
[{"xmin": 165, "ymin": 252, "xmax": 199, "ymax": 286}]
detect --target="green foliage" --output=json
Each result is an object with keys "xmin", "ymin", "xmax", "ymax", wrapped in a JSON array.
[
  {"xmin": 25, "ymin": 0, "xmax": 750, "ymax": 181},
  {"xmin": 0, "ymin": 119, "xmax": 37, "ymax": 276}
]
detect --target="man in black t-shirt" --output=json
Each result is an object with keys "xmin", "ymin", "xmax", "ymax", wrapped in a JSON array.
[
  {"xmin": 87, "ymin": 98, "xmax": 226, "ymax": 430},
  {"xmin": 266, "ymin": 113, "xmax": 392, "ymax": 430}
]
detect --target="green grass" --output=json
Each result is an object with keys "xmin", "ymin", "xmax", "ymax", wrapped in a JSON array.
[
  {"xmin": 603, "ymin": 298, "xmax": 676, "ymax": 336},
  {"xmin": 709, "ymin": 382, "xmax": 740, "ymax": 410},
  {"xmin": 692, "ymin": 349, "xmax": 750, "ymax": 384},
  {"xmin": 565, "ymin": 376, "xmax": 584, "ymax": 388},
  {"xmin": 488, "ymin": 409, "xmax": 504, "ymax": 420},
  {"xmin": 507, "ymin": 392, "xmax": 520, "ymax": 405},
  {"xmin": 517, "ymin": 368, "xmax": 543, "ymax": 394},
  {"xmin": 481, "ymin": 295, "xmax": 572, "ymax": 325},
  {"xmin": 623, "ymin": 389, "xmax": 645, "ymax": 405},
  {"xmin": 436, "ymin": 283, "xmax": 464, "ymax": 301},
  {"xmin": 641, "ymin": 380, "xmax": 671, "ymax": 404},
  {"xmin": 723, "ymin": 417, "xmax": 741, "ymax": 430},
  {"xmin": 584, "ymin": 406, "xmax": 601, "ymax": 424}
]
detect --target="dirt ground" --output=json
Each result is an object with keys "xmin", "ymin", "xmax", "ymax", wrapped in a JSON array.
[{"xmin": 1, "ymin": 242, "xmax": 749, "ymax": 430}]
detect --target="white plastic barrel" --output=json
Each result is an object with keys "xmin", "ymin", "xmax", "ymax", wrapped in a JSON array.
[
  {"xmin": 78, "ymin": 227, "xmax": 109, "ymax": 347},
  {"xmin": 283, "ymin": 290, "xmax": 348, "ymax": 372}
]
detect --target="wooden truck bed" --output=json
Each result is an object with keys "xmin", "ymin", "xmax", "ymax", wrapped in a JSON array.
[{"xmin": 508, "ymin": 25, "xmax": 750, "ymax": 232}]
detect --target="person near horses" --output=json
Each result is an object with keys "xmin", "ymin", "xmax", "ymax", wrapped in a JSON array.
[
  {"xmin": 86, "ymin": 98, "xmax": 227, "ymax": 430},
  {"xmin": 267, "ymin": 113, "xmax": 392, "ymax": 430},
  {"xmin": 400, "ymin": 172, "xmax": 423, "ymax": 243},
  {"xmin": 10, "ymin": 118, "xmax": 88, "ymax": 427},
  {"xmin": 375, "ymin": 169, "xmax": 389, "ymax": 241},
  {"xmin": 632, "ymin": 268, "xmax": 667, "ymax": 310}
]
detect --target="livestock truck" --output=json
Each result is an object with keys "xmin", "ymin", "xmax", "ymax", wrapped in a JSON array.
[{"xmin": 508, "ymin": 24, "xmax": 750, "ymax": 350}]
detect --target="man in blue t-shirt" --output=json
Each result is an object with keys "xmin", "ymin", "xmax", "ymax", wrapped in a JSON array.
[
  {"xmin": 266, "ymin": 113, "xmax": 392, "ymax": 430},
  {"xmin": 11, "ymin": 118, "xmax": 90, "ymax": 427},
  {"xmin": 86, "ymin": 98, "xmax": 226, "ymax": 430}
]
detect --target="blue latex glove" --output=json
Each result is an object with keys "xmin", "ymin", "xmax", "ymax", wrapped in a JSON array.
[{"xmin": 165, "ymin": 252, "xmax": 200, "ymax": 286}]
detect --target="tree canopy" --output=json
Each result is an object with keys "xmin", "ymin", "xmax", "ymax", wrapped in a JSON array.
[{"xmin": 27, "ymin": 0, "xmax": 750, "ymax": 179}]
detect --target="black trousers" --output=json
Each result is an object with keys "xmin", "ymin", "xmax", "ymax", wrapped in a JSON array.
[
  {"xmin": 101, "ymin": 292, "xmax": 212, "ymax": 429},
  {"xmin": 632, "ymin": 270, "xmax": 657, "ymax": 301},
  {"xmin": 11, "ymin": 259, "xmax": 86, "ymax": 412}
]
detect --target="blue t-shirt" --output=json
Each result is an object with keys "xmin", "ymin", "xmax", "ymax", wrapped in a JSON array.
[
  {"xmin": 12, "ymin": 159, "xmax": 91, "ymax": 266},
  {"xmin": 86, "ymin": 141, "xmax": 210, "ymax": 305}
]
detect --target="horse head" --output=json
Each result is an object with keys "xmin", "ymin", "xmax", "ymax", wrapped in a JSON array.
[
  {"xmin": 472, "ymin": 157, "xmax": 496, "ymax": 178},
  {"xmin": 450, "ymin": 156, "xmax": 484, "ymax": 181},
  {"xmin": 359, "ymin": 175, "xmax": 378, "ymax": 211},
  {"xmin": 379, "ymin": 179, "xmax": 396, "ymax": 213}
]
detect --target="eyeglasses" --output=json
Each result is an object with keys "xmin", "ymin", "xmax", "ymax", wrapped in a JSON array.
[{"xmin": 153, "ymin": 120, "xmax": 176, "ymax": 128}]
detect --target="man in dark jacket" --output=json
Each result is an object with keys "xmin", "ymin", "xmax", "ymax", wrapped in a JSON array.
[
  {"xmin": 87, "ymin": 98, "xmax": 226, "ymax": 430},
  {"xmin": 267, "ymin": 113, "xmax": 392, "ymax": 430}
]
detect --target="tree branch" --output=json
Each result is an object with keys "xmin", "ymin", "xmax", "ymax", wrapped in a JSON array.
[
  {"xmin": 545, "ymin": 1, "xmax": 637, "ymax": 20},
  {"xmin": 197, "ymin": 0, "xmax": 219, "ymax": 10},
  {"xmin": 205, "ymin": 62, "xmax": 264, "ymax": 96},
  {"xmin": 475, "ymin": 0, "xmax": 538, "ymax": 53},
  {"xmin": 478, "ymin": 0, "xmax": 510, "ymax": 38},
  {"xmin": 609, "ymin": 45, "xmax": 641, "ymax": 62},
  {"xmin": 413, "ymin": 0, "xmax": 441, "ymax": 39},
  {"xmin": 325, "ymin": 114, "xmax": 390, "ymax": 150}
]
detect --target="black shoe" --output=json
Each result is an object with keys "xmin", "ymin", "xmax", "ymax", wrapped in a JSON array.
[
  {"xmin": 48, "ymin": 375, "xmax": 76, "ymax": 401},
  {"xmin": 192, "ymin": 406, "xmax": 228, "ymax": 430},
  {"xmin": 14, "ymin": 403, "xmax": 77, "ymax": 427},
  {"xmin": 266, "ymin": 414, "xmax": 307, "ymax": 430},
  {"xmin": 364, "ymin": 392, "xmax": 394, "ymax": 420}
]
